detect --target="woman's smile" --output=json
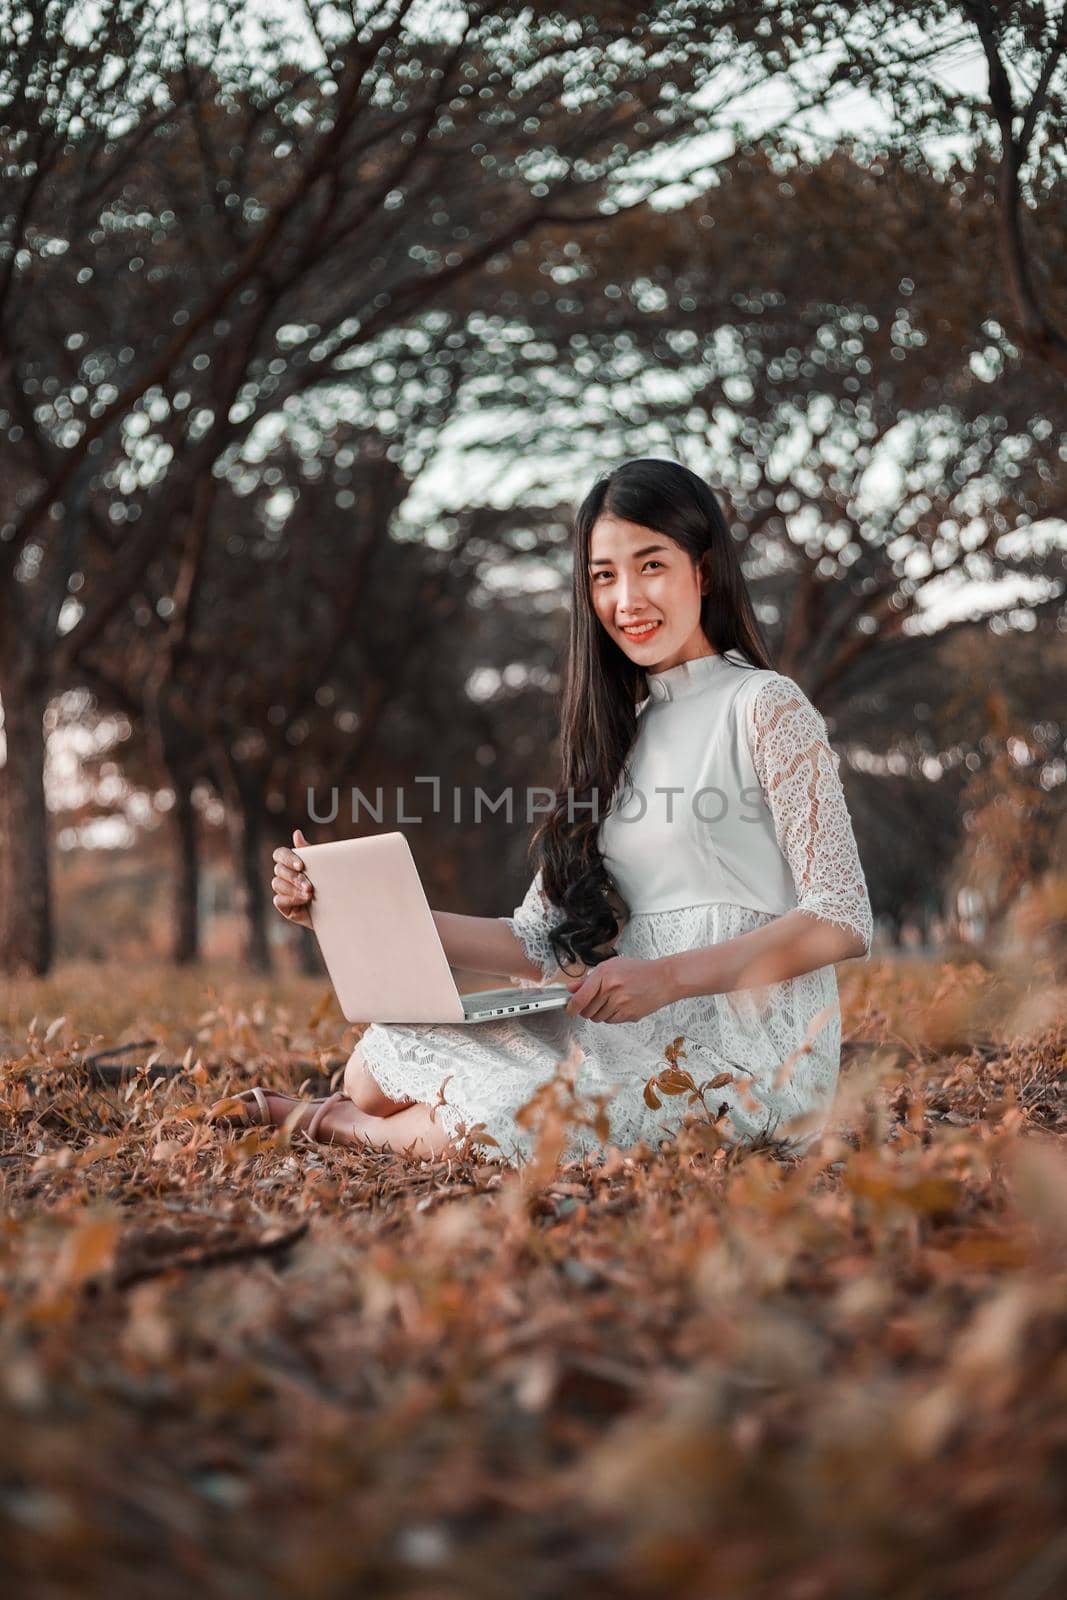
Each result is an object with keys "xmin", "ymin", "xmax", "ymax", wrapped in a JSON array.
[{"xmin": 620, "ymin": 620, "xmax": 662, "ymax": 640}]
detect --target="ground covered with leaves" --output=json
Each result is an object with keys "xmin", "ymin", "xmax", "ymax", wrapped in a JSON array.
[{"xmin": 1, "ymin": 954, "xmax": 1066, "ymax": 1600}]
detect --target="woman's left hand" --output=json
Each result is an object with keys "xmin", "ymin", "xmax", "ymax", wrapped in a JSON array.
[{"xmin": 562, "ymin": 956, "xmax": 674, "ymax": 1024}]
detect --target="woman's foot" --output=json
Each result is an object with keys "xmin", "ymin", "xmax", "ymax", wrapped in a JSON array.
[
  {"xmin": 304, "ymin": 1091, "xmax": 376, "ymax": 1146},
  {"xmin": 209, "ymin": 1087, "xmax": 456, "ymax": 1159},
  {"xmin": 209, "ymin": 1088, "xmax": 328, "ymax": 1134},
  {"xmin": 209, "ymin": 1087, "xmax": 375, "ymax": 1146}
]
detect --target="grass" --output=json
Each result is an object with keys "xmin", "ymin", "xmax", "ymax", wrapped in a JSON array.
[{"xmin": 1, "ymin": 952, "xmax": 1065, "ymax": 1599}]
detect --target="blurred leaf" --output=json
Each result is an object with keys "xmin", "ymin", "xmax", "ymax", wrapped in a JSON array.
[
  {"xmin": 53, "ymin": 1213, "xmax": 120, "ymax": 1290},
  {"xmin": 307, "ymin": 991, "xmax": 334, "ymax": 1032}
]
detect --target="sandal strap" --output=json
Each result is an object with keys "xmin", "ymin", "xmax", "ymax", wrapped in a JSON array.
[
  {"xmin": 248, "ymin": 1086, "xmax": 272, "ymax": 1125},
  {"xmin": 213, "ymin": 1087, "xmax": 327, "ymax": 1130},
  {"xmin": 305, "ymin": 1090, "xmax": 346, "ymax": 1144}
]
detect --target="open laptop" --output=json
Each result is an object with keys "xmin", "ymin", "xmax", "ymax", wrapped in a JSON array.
[{"xmin": 298, "ymin": 831, "xmax": 572, "ymax": 1025}]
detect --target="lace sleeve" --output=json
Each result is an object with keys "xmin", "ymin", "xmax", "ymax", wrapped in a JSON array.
[
  {"xmin": 748, "ymin": 676, "xmax": 873, "ymax": 957},
  {"xmin": 499, "ymin": 869, "xmax": 564, "ymax": 984}
]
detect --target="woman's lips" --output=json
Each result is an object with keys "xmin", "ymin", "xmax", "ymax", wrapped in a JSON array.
[{"xmin": 620, "ymin": 621, "xmax": 662, "ymax": 640}]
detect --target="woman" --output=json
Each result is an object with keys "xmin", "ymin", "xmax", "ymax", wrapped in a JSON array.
[{"xmin": 211, "ymin": 459, "xmax": 873, "ymax": 1164}]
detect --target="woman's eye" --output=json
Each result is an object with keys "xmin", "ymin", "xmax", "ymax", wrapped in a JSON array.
[{"xmin": 592, "ymin": 561, "xmax": 663, "ymax": 581}]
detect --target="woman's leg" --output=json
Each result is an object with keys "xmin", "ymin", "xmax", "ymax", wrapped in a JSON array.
[
  {"xmin": 343, "ymin": 1042, "xmax": 417, "ymax": 1117},
  {"xmin": 217, "ymin": 1041, "xmax": 464, "ymax": 1156},
  {"xmin": 315, "ymin": 1097, "xmax": 460, "ymax": 1160},
  {"xmin": 216, "ymin": 1046, "xmax": 426, "ymax": 1138}
]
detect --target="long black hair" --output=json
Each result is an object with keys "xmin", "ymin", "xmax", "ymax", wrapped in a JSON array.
[{"xmin": 532, "ymin": 458, "xmax": 774, "ymax": 974}]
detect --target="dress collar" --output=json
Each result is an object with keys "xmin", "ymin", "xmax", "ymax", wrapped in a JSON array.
[{"xmin": 643, "ymin": 650, "xmax": 734, "ymax": 704}]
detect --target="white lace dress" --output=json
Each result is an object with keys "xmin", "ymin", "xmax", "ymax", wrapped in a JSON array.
[{"xmin": 358, "ymin": 650, "xmax": 874, "ymax": 1165}]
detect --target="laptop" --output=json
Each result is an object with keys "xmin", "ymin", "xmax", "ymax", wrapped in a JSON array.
[{"xmin": 298, "ymin": 831, "xmax": 573, "ymax": 1025}]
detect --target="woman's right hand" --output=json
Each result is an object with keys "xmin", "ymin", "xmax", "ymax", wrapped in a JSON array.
[{"xmin": 272, "ymin": 828, "xmax": 314, "ymax": 929}]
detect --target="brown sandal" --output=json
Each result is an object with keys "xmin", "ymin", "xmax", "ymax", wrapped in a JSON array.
[
  {"xmin": 209, "ymin": 1087, "xmax": 327, "ymax": 1131},
  {"xmin": 304, "ymin": 1091, "xmax": 349, "ymax": 1145}
]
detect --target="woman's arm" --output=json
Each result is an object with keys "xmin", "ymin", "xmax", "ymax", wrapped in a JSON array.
[
  {"xmin": 431, "ymin": 910, "xmax": 544, "ymax": 982},
  {"xmin": 662, "ymin": 675, "xmax": 873, "ymax": 1003},
  {"xmin": 752, "ymin": 674, "xmax": 872, "ymax": 941},
  {"xmin": 661, "ymin": 907, "xmax": 865, "ymax": 1001},
  {"xmin": 564, "ymin": 679, "xmax": 873, "ymax": 1023}
]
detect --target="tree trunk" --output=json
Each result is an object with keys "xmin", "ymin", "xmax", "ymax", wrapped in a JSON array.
[
  {"xmin": 233, "ymin": 800, "xmax": 271, "ymax": 974},
  {"xmin": 172, "ymin": 774, "xmax": 199, "ymax": 965},
  {"xmin": 0, "ymin": 660, "xmax": 53, "ymax": 976}
]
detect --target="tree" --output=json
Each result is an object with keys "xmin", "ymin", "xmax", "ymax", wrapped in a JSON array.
[
  {"xmin": 0, "ymin": 0, "xmax": 816, "ymax": 973},
  {"xmin": 467, "ymin": 144, "xmax": 1065, "ymax": 714},
  {"xmin": 786, "ymin": 0, "xmax": 1067, "ymax": 377}
]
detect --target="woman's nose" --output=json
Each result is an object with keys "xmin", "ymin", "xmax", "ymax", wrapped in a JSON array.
[{"xmin": 616, "ymin": 575, "xmax": 647, "ymax": 610}]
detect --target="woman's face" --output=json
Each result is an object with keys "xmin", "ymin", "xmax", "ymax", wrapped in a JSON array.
[{"xmin": 587, "ymin": 513, "xmax": 714, "ymax": 673}]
